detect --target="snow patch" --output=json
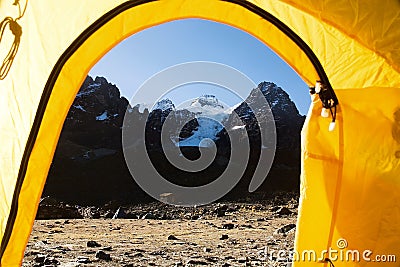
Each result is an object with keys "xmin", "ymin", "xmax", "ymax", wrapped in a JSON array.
[
  {"xmin": 191, "ymin": 95, "xmax": 225, "ymax": 109},
  {"xmin": 180, "ymin": 95, "xmax": 232, "ymax": 123},
  {"xmin": 73, "ymin": 105, "xmax": 86, "ymax": 112},
  {"xmin": 232, "ymin": 125, "xmax": 246, "ymax": 130},
  {"xmin": 76, "ymin": 83, "xmax": 101, "ymax": 97},
  {"xmin": 178, "ymin": 117, "xmax": 223, "ymax": 147},
  {"xmin": 96, "ymin": 111, "xmax": 108, "ymax": 121},
  {"xmin": 87, "ymin": 83, "xmax": 101, "ymax": 89},
  {"xmin": 270, "ymin": 99, "xmax": 279, "ymax": 107},
  {"xmin": 153, "ymin": 99, "xmax": 175, "ymax": 111}
]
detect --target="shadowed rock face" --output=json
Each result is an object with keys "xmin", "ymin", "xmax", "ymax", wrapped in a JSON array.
[
  {"xmin": 218, "ymin": 82, "xmax": 305, "ymax": 197},
  {"xmin": 45, "ymin": 76, "xmax": 149, "ymax": 205},
  {"xmin": 44, "ymin": 76, "xmax": 304, "ymax": 205}
]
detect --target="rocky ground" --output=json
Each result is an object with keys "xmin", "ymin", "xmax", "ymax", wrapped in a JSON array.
[{"xmin": 23, "ymin": 194, "xmax": 298, "ymax": 267}]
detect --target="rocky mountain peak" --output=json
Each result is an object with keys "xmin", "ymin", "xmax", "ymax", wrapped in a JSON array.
[
  {"xmin": 94, "ymin": 76, "xmax": 109, "ymax": 86},
  {"xmin": 64, "ymin": 75, "xmax": 128, "ymax": 149},
  {"xmin": 245, "ymin": 82, "xmax": 301, "ymax": 119},
  {"xmin": 153, "ymin": 98, "xmax": 175, "ymax": 112},
  {"xmin": 45, "ymin": 76, "xmax": 305, "ymax": 204},
  {"xmin": 258, "ymin": 81, "xmax": 278, "ymax": 92}
]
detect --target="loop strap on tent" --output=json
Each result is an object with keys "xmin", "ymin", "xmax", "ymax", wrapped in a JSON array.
[
  {"xmin": 0, "ymin": 0, "xmax": 27, "ymax": 80},
  {"xmin": 14, "ymin": 0, "xmax": 28, "ymax": 20},
  {"xmin": 0, "ymin": 17, "xmax": 21, "ymax": 80}
]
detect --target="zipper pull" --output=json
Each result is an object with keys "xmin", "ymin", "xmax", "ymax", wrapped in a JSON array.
[{"xmin": 311, "ymin": 81, "xmax": 338, "ymax": 131}]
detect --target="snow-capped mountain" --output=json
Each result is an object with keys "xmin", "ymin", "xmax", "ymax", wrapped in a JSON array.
[
  {"xmin": 134, "ymin": 94, "xmax": 233, "ymax": 148},
  {"xmin": 188, "ymin": 94, "xmax": 226, "ymax": 110},
  {"xmin": 178, "ymin": 117, "xmax": 224, "ymax": 147},
  {"xmin": 46, "ymin": 76, "xmax": 305, "ymax": 204},
  {"xmin": 152, "ymin": 98, "xmax": 175, "ymax": 112},
  {"xmin": 175, "ymin": 95, "xmax": 231, "ymax": 147},
  {"xmin": 179, "ymin": 95, "xmax": 230, "ymax": 119}
]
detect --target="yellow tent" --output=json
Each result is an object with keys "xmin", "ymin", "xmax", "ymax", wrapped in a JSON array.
[{"xmin": 0, "ymin": 0, "xmax": 399, "ymax": 266}]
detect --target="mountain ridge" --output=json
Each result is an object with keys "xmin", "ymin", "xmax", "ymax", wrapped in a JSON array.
[{"xmin": 44, "ymin": 75, "xmax": 305, "ymax": 204}]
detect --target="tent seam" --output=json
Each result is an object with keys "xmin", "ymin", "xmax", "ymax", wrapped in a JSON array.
[{"xmin": 324, "ymin": 106, "xmax": 345, "ymax": 263}]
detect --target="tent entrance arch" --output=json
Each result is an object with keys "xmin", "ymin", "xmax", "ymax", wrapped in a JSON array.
[
  {"xmin": 2, "ymin": 1, "xmax": 337, "ymax": 264},
  {"xmin": 1, "ymin": 1, "xmax": 399, "ymax": 266}
]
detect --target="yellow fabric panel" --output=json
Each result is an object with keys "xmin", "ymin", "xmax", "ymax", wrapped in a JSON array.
[
  {"xmin": 251, "ymin": 0, "xmax": 400, "ymax": 89},
  {"xmin": 280, "ymin": 0, "xmax": 400, "ymax": 73},
  {"xmin": 0, "ymin": 0, "xmax": 318, "ymax": 265},
  {"xmin": 0, "ymin": 1, "xmax": 127, "ymax": 266},
  {"xmin": 294, "ymin": 88, "xmax": 400, "ymax": 266},
  {"xmin": 294, "ymin": 94, "xmax": 344, "ymax": 266},
  {"xmin": 0, "ymin": 0, "xmax": 399, "ymax": 266}
]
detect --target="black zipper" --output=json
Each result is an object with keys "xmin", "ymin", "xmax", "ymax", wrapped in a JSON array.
[{"xmin": 0, "ymin": 0, "xmax": 337, "ymax": 260}]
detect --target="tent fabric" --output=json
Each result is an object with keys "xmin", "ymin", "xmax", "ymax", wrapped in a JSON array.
[{"xmin": 0, "ymin": 0, "xmax": 399, "ymax": 266}]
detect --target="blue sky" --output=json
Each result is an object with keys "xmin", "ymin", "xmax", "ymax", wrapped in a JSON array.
[{"xmin": 90, "ymin": 19, "xmax": 310, "ymax": 114}]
